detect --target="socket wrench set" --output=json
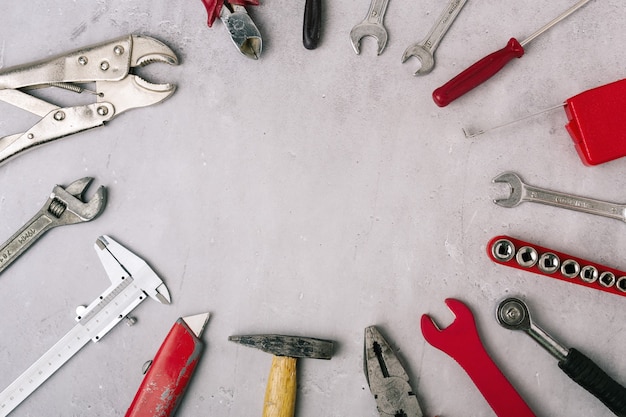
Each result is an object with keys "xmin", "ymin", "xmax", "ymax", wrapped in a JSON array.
[{"xmin": 488, "ymin": 235, "xmax": 626, "ymax": 298}]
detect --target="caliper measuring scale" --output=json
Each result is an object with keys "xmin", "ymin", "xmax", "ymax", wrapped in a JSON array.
[{"xmin": 0, "ymin": 235, "xmax": 171, "ymax": 416}]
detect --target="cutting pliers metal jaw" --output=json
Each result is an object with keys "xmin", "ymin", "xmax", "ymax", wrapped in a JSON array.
[
  {"xmin": 219, "ymin": 3, "xmax": 263, "ymax": 59},
  {"xmin": 0, "ymin": 34, "xmax": 178, "ymax": 167},
  {"xmin": 364, "ymin": 326, "xmax": 423, "ymax": 417},
  {"xmin": 202, "ymin": 0, "xmax": 262, "ymax": 59}
]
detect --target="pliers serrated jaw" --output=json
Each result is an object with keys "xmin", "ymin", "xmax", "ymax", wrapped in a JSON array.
[
  {"xmin": 364, "ymin": 326, "xmax": 424, "ymax": 417},
  {"xmin": 0, "ymin": 34, "xmax": 178, "ymax": 167}
]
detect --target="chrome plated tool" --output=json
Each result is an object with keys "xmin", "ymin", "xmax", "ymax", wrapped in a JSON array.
[
  {"xmin": 421, "ymin": 298, "xmax": 536, "ymax": 417},
  {"xmin": 497, "ymin": 297, "xmax": 626, "ymax": 416},
  {"xmin": 433, "ymin": 0, "xmax": 593, "ymax": 106},
  {"xmin": 125, "ymin": 313, "xmax": 210, "ymax": 417},
  {"xmin": 364, "ymin": 326, "xmax": 423, "ymax": 417},
  {"xmin": 201, "ymin": 0, "xmax": 262, "ymax": 59},
  {"xmin": 350, "ymin": 0, "xmax": 390, "ymax": 55},
  {"xmin": 402, "ymin": 0, "xmax": 467, "ymax": 75},
  {"xmin": 493, "ymin": 171, "xmax": 626, "ymax": 223},
  {"xmin": 0, "ymin": 235, "xmax": 171, "ymax": 416},
  {"xmin": 0, "ymin": 177, "xmax": 106, "ymax": 275},
  {"xmin": 488, "ymin": 235, "xmax": 626, "ymax": 297},
  {"xmin": 0, "ymin": 35, "xmax": 178, "ymax": 166}
]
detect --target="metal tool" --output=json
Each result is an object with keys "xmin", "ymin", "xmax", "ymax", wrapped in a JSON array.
[
  {"xmin": 0, "ymin": 235, "xmax": 171, "ymax": 416},
  {"xmin": 488, "ymin": 235, "xmax": 626, "ymax": 297},
  {"xmin": 364, "ymin": 326, "xmax": 423, "ymax": 417},
  {"xmin": 421, "ymin": 298, "xmax": 536, "ymax": 417},
  {"xmin": 401, "ymin": 0, "xmax": 467, "ymax": 75},
  {"xmin": 125, "ymin": 312, "xmax": 210, "ymax": 417},
  {"xmin": 433, "ymin": 0, "xmax": 593, "ymax": 106},
  {"xmin": 0, "ymin": 35, "xmax": 178, "ymax": 167},
  {"xmin": 201, "ymin": 0, "xmax": 262, "ymax": 59},
  {"xmin": 229, "ymin": 334, "xmax": 334, "ymax": 417},
  {"xmin": 303, "ymin": 0, "xmax": 322, "ymax": 49},
  {"xmin": 493, "ymin": 171, "xmax": 626, "ymax": 223},
  {"xmin": 350, "ymin": 0, "xmax": 390, "ymax": 55},
  {"xmin": 497, "ymin": 297, "xmax": 626, "ymax": 416},
  {"xmin": 0, "ymin": 177, "xmax": 106, "ymax": 275}
]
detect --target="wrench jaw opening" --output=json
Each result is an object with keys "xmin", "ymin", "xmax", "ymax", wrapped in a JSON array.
[
  {"xmin": 50, "ymin": 178, "xmax": 107, "ymax": 225},
  {"xmin": 420, "ymin": 298, "xmax": 478, "ymax": 355},
  {"xmin": 350, "ymin": 24, "xmax": 388, "ymax": 56},
  {"xmin": 401, "ymin": 45, "xmax": 434, "ymax": 76},
  {"xmin": 492, "ymin": 171, "xmax": 524, "ymax": 208}
]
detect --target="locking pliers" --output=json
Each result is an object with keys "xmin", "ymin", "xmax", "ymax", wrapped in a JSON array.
[
  {"xmin": 364, "ymin": 326, "xmax": 424, "ymax": 417},
  {"xmin": 0, "ymin": 34, "xmax": 178, "ymax": 167}
]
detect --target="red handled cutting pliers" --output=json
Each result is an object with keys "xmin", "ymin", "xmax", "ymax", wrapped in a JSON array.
[{"xmin": 201, "ymin": 0, "xmax": 263, "ymax": 59}]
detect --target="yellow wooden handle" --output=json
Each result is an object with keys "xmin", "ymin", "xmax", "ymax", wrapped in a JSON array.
[{"xmin": 262, "ymin": 356, "xmax": 297, "ymax": 417}]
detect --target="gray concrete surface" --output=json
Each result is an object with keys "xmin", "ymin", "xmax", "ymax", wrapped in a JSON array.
[{"xmin": 0, "ymin": 0, "xmax": 625, "ymax": 416}]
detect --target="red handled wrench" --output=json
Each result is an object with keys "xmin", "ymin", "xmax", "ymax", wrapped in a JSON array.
[{"xmin": 421, "ymin": 298, "xmax": 536, "ymax": 417}]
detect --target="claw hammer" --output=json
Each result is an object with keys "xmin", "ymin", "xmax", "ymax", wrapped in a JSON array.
[{"xmin": 229, "ymin": 334, "xmax": 334, "ymax": 417}]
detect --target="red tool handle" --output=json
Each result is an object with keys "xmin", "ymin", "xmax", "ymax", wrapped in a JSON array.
[
  {"xmin": 421, "ymin": 300, "xmax": 536, "ymax": 417},
  {"xmin": 125, "ymin": 319, "xmax": 204, "ymax": 417},
  {"xmin": 432, "ymin": 38, "xmax": 525, "ymax": 107},
  {"xmin": 201, "ymin": 0, "xmax": 260, "ymax": 27}
]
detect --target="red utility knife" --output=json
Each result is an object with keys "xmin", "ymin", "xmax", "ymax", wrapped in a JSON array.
[{"xmin": 125, "ymin": 313, "xmax": 210, "ymax": 417}]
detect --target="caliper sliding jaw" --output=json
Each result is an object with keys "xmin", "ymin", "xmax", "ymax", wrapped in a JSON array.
[{"xmin": 0, "ymin": 235, "xmax": 171, "ymax": 417}]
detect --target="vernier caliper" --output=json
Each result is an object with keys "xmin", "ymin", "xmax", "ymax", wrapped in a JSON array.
[{"xmin": 0, "ymin": 235, "xmax": 171, "ymax": 416}]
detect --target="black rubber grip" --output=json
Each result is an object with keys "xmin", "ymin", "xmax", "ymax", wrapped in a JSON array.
[
  {"xmin": 303, "ymin": 0, "xmax": 321, "ymax": 49},
  {"xmin": 559, "ymin": 348, "xmax": 626, "ymax": 416}
]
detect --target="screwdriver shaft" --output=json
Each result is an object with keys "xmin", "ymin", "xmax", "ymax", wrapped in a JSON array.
[{"xmin": 521, "ymin": 0, "xmax": 593, "ymax": 47}]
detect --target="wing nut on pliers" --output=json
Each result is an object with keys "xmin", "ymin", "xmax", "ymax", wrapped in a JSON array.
[
  {"xmin": 0, "ymin": 34, "xmax": 178, "ymax": 167},
  {"xmin": 364, "ymin": 326, "xmax": 423, "ymax": 417}
]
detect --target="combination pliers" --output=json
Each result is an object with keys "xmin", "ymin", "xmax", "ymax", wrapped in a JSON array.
[
  {"xmin": 364, "ymin": 325, "xmax": 424, "ymax": 417},
  {"xmin": 0, "ymin": 34, "xmax": 178, "ymax": 167}
]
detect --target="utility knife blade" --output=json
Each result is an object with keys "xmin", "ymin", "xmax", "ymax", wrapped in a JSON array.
[{"xmin": 125, "ymin": 312, "xmax": 210, "ymax": 417}]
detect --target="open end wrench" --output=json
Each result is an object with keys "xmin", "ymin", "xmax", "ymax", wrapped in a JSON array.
[
  {"xmin": 493, "ymin": 171, "xmax": 626, "ymax": 223},
  {"xmin": 401, "ymin": 0, "xmax": 467, "ymax": 75},
  {"xmin": 350, "ymin": 0, "xmax": 389, "ymax": 55},
  {"xmin": 0, "ymin": 177, "xmax": 106, "ymax": 274},
  {"xmin": 421, "ymin": 298, "xmax": 536, "ymax": 417}
]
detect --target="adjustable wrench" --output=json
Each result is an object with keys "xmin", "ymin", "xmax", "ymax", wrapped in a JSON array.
[
  {"xmin": 0, "ymin": 177, "xmax": 106, "ymax": 274},
  {"xmin": 350, "ymin": 0, "xmax": 390, "ymax": 55},
  {"xmin": 402, "ymin": 0, "xmax": 467, "ymax": 75},
  {"xmin": 421, "ymin": 298, "xmax": 536, "ymax": 417},
  {"xmin": 493, "ymin": 171, "xmax": 626, "ymax": 223}
]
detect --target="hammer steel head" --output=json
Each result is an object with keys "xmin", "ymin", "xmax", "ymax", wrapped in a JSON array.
[{"xmin": 229, "ymin": 334, "xmax": 334, "ymax": 359}]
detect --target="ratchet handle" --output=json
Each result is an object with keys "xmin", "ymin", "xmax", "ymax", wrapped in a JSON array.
[
  {"xmin": 432, "ymin": 38, "xmax": 525, "ymax": 107},
  {"xmin": 303, "ymin": 0, "xmax": 322, "ymax": 49},
  {"xmin": 559, "ymin": 348, "xmax": 626, "ymax": 416}
]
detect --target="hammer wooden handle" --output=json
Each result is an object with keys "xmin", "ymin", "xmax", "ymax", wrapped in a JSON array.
[{"xmin": 263, "ymin": 356, "xmax": 297, "ymax": 417}]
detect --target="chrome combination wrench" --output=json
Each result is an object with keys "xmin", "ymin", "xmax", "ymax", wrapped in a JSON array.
[
  {"xmin": 350, "ymin": 0, "xmax": 390, "ymax": 55},
  {"xmin": 493, "ymin": 171, "xmax": 626, "ymax": 223},
  {"xmin": 497, "ymin": 298, "xmax": 626, "ymax": 416},
  {"xmin": 0, "ymin": 177, "xmax": 106, "ymax": 275},
  {"xmin": 401, "ymin": 0, "xmax": 467, "ymax": 75}
]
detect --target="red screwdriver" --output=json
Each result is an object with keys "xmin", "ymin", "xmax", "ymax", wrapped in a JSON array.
[{"xmin": 432, "ymin": 0, "xmax": 593, "ymax": 107}]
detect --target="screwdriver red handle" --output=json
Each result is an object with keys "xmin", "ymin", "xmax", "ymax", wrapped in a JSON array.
[
  {"xmin": 432, "ymin": 38, "xmax": 525, "ymax": 107},
  {"xmin": 125, "ymin": 318, "xmax": 204, "ymax": 417}
]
